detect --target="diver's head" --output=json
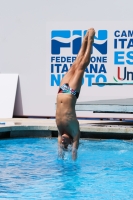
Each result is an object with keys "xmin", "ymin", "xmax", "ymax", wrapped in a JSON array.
[{"xmin": 61, "ymin": 133, "xmax": 73, "ymax": 149}]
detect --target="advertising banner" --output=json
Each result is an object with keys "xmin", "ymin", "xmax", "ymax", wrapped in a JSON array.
[{"xmin": 46, "ymin": 21, "xmax": 133, "ymax": 102}]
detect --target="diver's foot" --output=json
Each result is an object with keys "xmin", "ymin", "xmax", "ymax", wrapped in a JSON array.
[{"xmin": 88, "ymin": 28, "xmax": 95, "ymax": 41}]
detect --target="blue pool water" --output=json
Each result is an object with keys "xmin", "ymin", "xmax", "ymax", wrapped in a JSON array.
[{"xmin": 0, "ymin": 138, "xmax": 133, "ymax": 200}]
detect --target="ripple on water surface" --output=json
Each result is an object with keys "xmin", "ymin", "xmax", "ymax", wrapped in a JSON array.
[{"xmin": 0, "ymin": 138, "xmax": 133, "ymax": 199}]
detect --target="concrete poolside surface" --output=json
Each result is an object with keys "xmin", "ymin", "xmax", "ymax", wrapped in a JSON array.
[{"xmin": 0, "ymin": 118, "xmax": 133, "ymax": 140}]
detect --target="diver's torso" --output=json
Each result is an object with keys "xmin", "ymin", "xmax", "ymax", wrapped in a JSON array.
[{"xmin": 56, "ymin": 93, "xmax": 79, "ymax": 137}]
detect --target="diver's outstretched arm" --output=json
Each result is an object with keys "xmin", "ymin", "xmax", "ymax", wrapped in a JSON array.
[
  {"xmin": 72, "ymin": 132, "xmax": 80, "ymax": 160},
  {"xmin": 58, "ymin": 133, "xmax": 64, "ymax": 158}
]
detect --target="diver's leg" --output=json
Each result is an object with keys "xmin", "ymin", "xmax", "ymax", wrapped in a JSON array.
[
  {"xmin": 75, "ymin": 28, "xmax": 95, "ymax": 71},
  {"xmin": 59, "ymin": 31, "xmax": 89, "ymax": 86},
  {"xmin": 69, "ymin": 28, "xmax": 95, "ymax": 92}
]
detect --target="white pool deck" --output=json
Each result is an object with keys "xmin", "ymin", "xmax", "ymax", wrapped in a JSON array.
[{"xmin": 0, "ymin": 117, "xmax": 133, "ymax": 139}]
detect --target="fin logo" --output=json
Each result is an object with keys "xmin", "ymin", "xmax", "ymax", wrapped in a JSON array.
[
  {"xmin": 51, "ymin": 30, "xmax": 82, "ymax": 55},
  {"xmin": 51, "ymin": 30, "xmax": 108, "ymax": 55}
]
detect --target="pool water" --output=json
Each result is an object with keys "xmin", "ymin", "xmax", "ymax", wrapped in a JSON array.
[{"xmin": 0, "ymin": 138, "xmax": 133, "ymax": 200}]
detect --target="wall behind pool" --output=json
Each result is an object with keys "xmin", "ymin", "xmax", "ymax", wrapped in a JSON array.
[{"xmin": 0, "ymin": 0, "xmax": 133, "ymax": 117}]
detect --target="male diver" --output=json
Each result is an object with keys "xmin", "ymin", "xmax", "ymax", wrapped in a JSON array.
[{"xmin": 56, "ymin": 28, "xmax": 95, "ymax": 160}]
